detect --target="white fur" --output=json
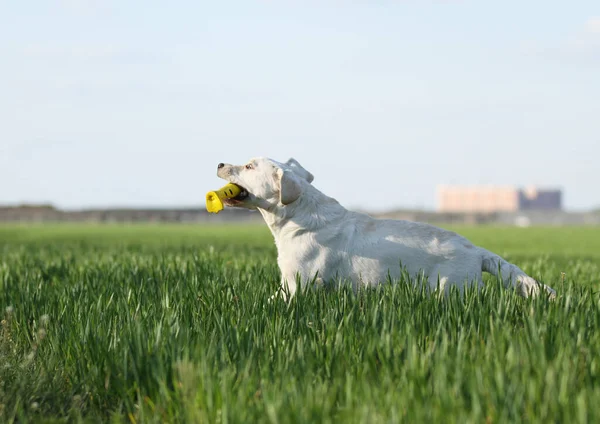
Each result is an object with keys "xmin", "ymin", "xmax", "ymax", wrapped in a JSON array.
[{"xmin": 217, "ymin": 157, "xmax": 556, "ymax": 300}]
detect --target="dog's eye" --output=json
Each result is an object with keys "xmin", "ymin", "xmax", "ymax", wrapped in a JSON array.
[{"xmin": 245, "ymin": 164, "xmax": 253, "ymax": 170}]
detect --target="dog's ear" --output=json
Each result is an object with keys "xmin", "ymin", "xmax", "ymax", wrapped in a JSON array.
[
  {"xmin": 277, "ymin": 168, "xmax": 303, "ymax": 205},
  {"xmin": 286, "ymin": 158, "xmax": 314, "ymax": 184}
]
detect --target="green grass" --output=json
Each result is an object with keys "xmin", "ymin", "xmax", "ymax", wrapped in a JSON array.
[{"xmin": 0, "ymin": 224, "xmax": 599, "ymax": 423}]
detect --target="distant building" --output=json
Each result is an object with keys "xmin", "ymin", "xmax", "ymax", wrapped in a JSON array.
[
  {"xmin": 518, "ymin": 186, "xmax": 563, "ymax": 211},
  {"xmin": 437, "ymin": 185, "xmax": 562, "ymax": 213}
]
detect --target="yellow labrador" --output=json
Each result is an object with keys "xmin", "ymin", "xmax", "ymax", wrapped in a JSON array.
[{"xmin": 216, "ymin": 157, "xmax": 556, "ymax": 300}]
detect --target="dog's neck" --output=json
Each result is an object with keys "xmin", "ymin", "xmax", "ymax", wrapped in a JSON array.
[{"xmin": 258, "ymin": 184, "xmax": 347, "ymax": 241}]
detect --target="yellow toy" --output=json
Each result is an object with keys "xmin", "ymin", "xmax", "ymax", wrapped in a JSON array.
[{"xmin": 206, "ymin": 183, "xmax": 242, "ymax": 213}]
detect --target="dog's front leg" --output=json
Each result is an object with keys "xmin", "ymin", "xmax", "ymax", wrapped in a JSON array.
[
  {"xmin": 269, "ymin": 282, "xmax": 289, "ymax": 303},
  {"xmin": 268, "ymin": 275, "xmax": 325, "ymax": 302},
  {"xmin": 268, "ymin": 278, "xmax": 295, "ymax": 303}
]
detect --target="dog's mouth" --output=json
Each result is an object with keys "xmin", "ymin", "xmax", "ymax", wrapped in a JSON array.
[{"xmin": 223, "ymin": 184, "xmax": 250, "ymax": 205}]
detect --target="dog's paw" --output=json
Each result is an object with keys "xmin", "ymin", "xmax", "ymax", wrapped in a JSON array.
[
  {"xmin": 517, "ymin": 276, "xmax": 556, "ymax": 299},
  {"xmin": 268, "ymin": 290, "xmax": 287, "ymax": 303},
  {"xmin": 542, "ymin": 284, "xmax": 557, "ymax": 300}
]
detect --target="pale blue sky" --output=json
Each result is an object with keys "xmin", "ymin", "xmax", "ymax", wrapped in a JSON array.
[{"xmin": 1, "ymin": 1, "xmax": 598, "ymax": 211}]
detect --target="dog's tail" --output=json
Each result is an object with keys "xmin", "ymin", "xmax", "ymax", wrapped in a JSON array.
[{"xmin": 479, "ymin": 247, "xmax": 556, "ymax": 298}]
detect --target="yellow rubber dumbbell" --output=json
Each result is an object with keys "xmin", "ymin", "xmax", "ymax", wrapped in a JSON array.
[{"xmin": 206, "ymin": 183, "xmax": 242, "ymax": 213}]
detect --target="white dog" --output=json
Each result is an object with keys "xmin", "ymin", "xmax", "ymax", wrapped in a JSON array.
[{"xmin": 216, "ymin": 157, "xmax": 556, "ymax": 300}]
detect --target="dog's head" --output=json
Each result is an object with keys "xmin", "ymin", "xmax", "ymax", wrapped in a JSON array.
[{"xmin": 216, "ymin": 157, "xmax": 314, "ymax": 210}]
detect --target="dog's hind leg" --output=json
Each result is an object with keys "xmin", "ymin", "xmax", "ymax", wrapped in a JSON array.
[{"xmin": 479, "ymin": 248, "xmax": 556, "ymax": 298}]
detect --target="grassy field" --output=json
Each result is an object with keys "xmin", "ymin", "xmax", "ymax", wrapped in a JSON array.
[{"xmin": 0, "ymin": 224, "xmax": 599, "ymax": 423}]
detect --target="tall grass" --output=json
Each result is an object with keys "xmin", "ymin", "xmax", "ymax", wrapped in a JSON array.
[{"xmin": 0, "ymin": 224, "xmax": 599, "ymax": 423}]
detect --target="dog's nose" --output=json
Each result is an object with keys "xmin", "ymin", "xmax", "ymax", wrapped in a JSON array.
[{"xmin": 217, "ymin": 163, "xmax": 225, "ymax": 169}]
